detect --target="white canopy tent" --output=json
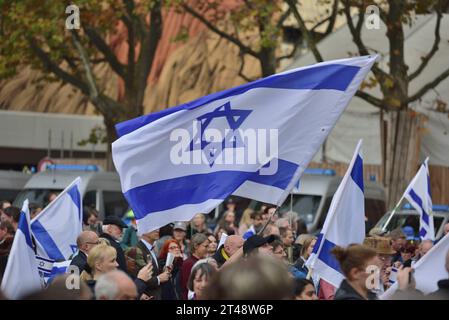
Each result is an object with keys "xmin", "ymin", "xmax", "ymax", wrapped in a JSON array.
[{"xmin": 287, "ymin": 14, "xmax": 449, "ymax": 166}]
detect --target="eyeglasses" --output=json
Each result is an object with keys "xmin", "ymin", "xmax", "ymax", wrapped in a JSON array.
[
  {"xmin": 168, "ymin": 246, "xmax": 180, "ymax": 250},
  {"xmin": 86, "ymin": 241, "xmax": 100, "ymax": 245}
]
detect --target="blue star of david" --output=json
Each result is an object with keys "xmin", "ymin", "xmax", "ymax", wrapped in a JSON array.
[{"xmin": 188, "ymin": 101, "xmax": 252, "ymax": 166}]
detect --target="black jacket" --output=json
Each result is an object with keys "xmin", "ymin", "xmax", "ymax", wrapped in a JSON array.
[
  {"xmin": 136, "ymin": 240, "xmax": 162, "ymax": 300},
  {"xmin": 70, "ymin": 251, "xmax": 88, "ymax": 273},
  {"xmin": 428, "ymin": 279, "xmax": 449, "ymax": 300},
  {"xmin": 100, "ymin": 233, "xmax": 127, "ymax": 272},
  {"xmin": 158, "ymin": 258, "xmax": 182, "ymax": 300},
  {"xmin": 334, "ymin": 279, "xmax": 378, "ymax": 300}
]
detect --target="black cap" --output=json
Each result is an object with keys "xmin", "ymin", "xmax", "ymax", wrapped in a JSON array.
[
  {"xmin": 243, "ymin": 234, "xmax": 275, "ymax": 256},
  {"xmin": 103, "ymin": 216, "xmax": 128, "ymax": 229}
]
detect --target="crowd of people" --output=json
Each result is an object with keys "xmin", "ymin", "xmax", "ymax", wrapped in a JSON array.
[{"xmin": 1, "ymin": 197, "xmax": 449, "ymax": 300}]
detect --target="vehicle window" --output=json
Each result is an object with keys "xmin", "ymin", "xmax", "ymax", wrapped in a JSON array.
[
  {"xmin": 13, "ymin": 189, "xmax": 62, "ymax": 208},
  {"xmin": 317, "ymin": 197, "xmax": 333, "ymax": 229},
  {"xmin": 434, "ymin": 217, "xmax": 444, "ymax": 235},
  {"xmin": 385, "ymin": 214, "xmax": 444, "ymax": 238},
  {"xmin": 0, "ymin": 189, "xmax": 21, "ymax": 203},
  {"xmin": 280, "ymin": 194, "xmax": 322, "ymax": 225},
  {"xmin": 83, "ymin": 190, "xmax": 97, "ymax": 209},
  {"xmin": 365, "ymin": 199, "xmax": 386, "ymax": 225},
  {"xmin": 103, "ymin": 191, "xmax": 129, "ymax": 218}
]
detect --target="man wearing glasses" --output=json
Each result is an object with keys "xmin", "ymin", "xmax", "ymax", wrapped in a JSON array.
[{"xmin": 70, "ymin": 231, "xmax": 100, "ymax": 274}]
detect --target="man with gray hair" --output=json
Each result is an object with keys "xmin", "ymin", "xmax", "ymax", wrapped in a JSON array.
[
  {"xmin": 416, "ymin": 240, "xmax": 433, "ymax": 261},
  {"xmin": 212, "ymin": 235, "xmax": 244, "ymax": 268},
  {"xmin": 95, "ymin": 270, "xmax": 138, "ymax": 300},
  {"xmin": 275, "ymin": 218, "xmax": 290, "ymax": 230},
  {"xmin": 99, "ymin": 216, "xmax": 128, "ymax": 272}
]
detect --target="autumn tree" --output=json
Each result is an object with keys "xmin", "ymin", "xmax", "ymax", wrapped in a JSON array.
[
  {"xmin": 286, "ymin": 0, "xmax": 449, "ymax": 205},
  {"xmin": 178, "ymin": 0, "xmax": 340, "ymax": 80},
  {"xmin": 0, "ymin": 0, "xmax": 163, "ymax": 169},
  {"xmin": 182, "ymin": 0, "xmax": 449, "ymax": 206}
]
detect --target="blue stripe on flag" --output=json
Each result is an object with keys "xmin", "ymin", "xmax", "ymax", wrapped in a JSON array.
[
  {"xmin": 408, "ymin": 189, "xmax": 429, "ymax": 225},
  {"xmin": 51, "ymin": 266, "xmax": 68, "ymax": 275},
  {"xmin": 67, "ymin": 184, "xmax": 81, "ymax": 219},
  {"xmin": 31, "ymin": 220, "xmax": 65, "ymax": 261},
  {"xmin": 350, "ymin": 155, "xmax": 364, "ymax": 193},
  {"xmin": 18, "ymin": 211, "xmax": 33, "ymax": 248},
  {"xmin": 312, "ymin": 233, "xmax": 324, "ymax": 254},
  {"xmin": 125, "ymin": 158, "xmax": 298, "ymax": 219},
  {"xmin": 317, "ymin": 238, "xmax": 342, "ymax": 273},
  {"xmin": 427, "ymin": 173, "xmax": 432, "ymax": 199},
  {"xmin": 116, "ymin": 64, "xmax": 361, "ymax": 137},
  {"xmin": 38, "ymin": 267, "xmax": 51, "ymax": 274},
  {"xmin": 419, "ymin": 228, "xmax": 427, "ymax": 238}
]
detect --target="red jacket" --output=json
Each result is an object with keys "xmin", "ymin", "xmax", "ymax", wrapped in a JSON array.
[{"xmin": 180, "ymin": 255, "xmax": 199, "ymax": 299}]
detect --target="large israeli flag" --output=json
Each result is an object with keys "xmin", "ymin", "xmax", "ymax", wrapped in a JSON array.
[
  {"xmin": 404, "ymin": 157, "xmax": 435, "ymax": 241},
  {"xmin": 31, "ymin": 177, "xmax": 82, "ymax": 262},
  {"xmin": 112, "ymin": 56, "xmax": 376, "ymax": 235},
  {"xmin": 1, "ymin": 200, "xmax": 42, "ymax": 299},
  {"xmin": 306, "ymin": 140, "xmax": 365, "ymax": 288}
]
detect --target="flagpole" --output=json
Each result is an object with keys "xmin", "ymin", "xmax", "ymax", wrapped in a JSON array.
[
  {"xmin": 257, "ymin": 206, "xmax": 280, "ymax": 235},
  {"xmin": 306, "ymin": 267, "xmax": 313, "ymax": 280},
  {"xmin": 382, "ymin": 193, "xmax": 407, "ymax": 232}
]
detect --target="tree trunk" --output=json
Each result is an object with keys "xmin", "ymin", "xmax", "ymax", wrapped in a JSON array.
[
  {"xmin": 259, "ymin": 47, "xmax": 277, "ymax": 77},
  {"xmin": 385, "ymin": 108, "xmax": 423, "ymax": 207},
  {"xmin": 103, "ymin": 116, "xmax": 118, "ymax": 172}
]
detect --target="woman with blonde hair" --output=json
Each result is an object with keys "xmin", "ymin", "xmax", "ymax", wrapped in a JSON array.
[
  {"xmin": 293, "ymin": 235, "xmax": 317, "ymax": 277},
  {"xmin": 80, "ymin": 243, "xmax": 153, "ymax": 298},
  {"xmin": 238, "ymin": 208, "xmax": 254, "ymax": 235},
  {"xmin": 80, "ymin": 244, "xmax": 118, "ymax": 284}
]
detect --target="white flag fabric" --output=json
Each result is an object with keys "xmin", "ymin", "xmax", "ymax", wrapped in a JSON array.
[
  {"xmin": 381, "ymin": 233, "xmax": 449, "ymax": 299},
  {"xmin": 31, "ymin": 177, "xmax": 82, "ymax": 262},
  {"xmin": 112, "ymin": 56, "xmax": 376, "ymax": 235},
  {"xmin": 0, "ymin": 200, "xmax": 42, "ymax": 299},
  {"xmin": 305, "ymin": 140, "xmax": 365, "ymax": 288},
  {"xmin": 403, "ymin": 157, "xmax": 435, "ymax": 241}
]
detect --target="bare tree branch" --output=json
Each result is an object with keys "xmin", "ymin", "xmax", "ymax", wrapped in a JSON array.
[
  {"xmin": 29, "ymin": 38, "xmax": 89, "ymax": 95},
  {"xmin": 84, "ymin": 26, "xmax": 126, "ymax": 79},
  {"xmin": 70, "ymin": 29, "xmax": 126, "ymax": 117},
  {"xmin": 123, "ymin": 0, "xmax": 136, "ymax": 84},
  {"xmin": 70, "ymin": 30, "xmax": 100, "ymax": 100},
  {"xmin": 325, "ymin": 0, "xmax": 339, "ymax": 35},
  {"xmin": 276, "ymin": 45, "xmax": 298, "ymax": 62},
  {"xmin": 237, "ymin": 53, "xmax": 255, "ymax": 82},
  {"xmin": 132, "ymin": 0, "xmax": 162, "ymax": 114},
  {"xmin": 408, "ymin": 10, "xmax": 442, "ymax": 81},
  {"xmin": 355, "ymin": 90, "xmax": 391, "ymax": 110},
  {"xmin": 286, "ymin": 0, "xmax": 323, "ymax": 62},
  {"xmin": 407, "ymin": 66, "xmax": 449, "ymax": 103},
  {"xmin": 276, "ymin": 6, "xmax": 292, "ymax": 29},
  {"xmin": 311, "ymin": 15, "xmax": 331, "ymax": 32},
  {"xmin": 342, "ymin": 1, "xmax": 390, "ymax": 86},
  {"xmin": 343, "ymin": 1, "xmax": 369, "ymax": 56},
  {"xmin": 181, "ymin": 3, "xmax": 260, "ymax": 59}
]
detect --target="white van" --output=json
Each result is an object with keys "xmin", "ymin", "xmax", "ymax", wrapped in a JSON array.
[
  {"xmin": 281, "ymin": 169, "xmax": 386, "ymax": 233},
  {"xmin": 13, "ymin": 164, "xmax": 129, "ymax": 220},
  {"xmin": 373, "ymin": 204, "xmax": 449, "ymax": 239},
  {"xmin": 0, "ymin": 170, "xmax": 31, "ymax": 202},
  {"xmin": 218, "ymin": 169, "xmax": 386, "ymax": 234}
]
